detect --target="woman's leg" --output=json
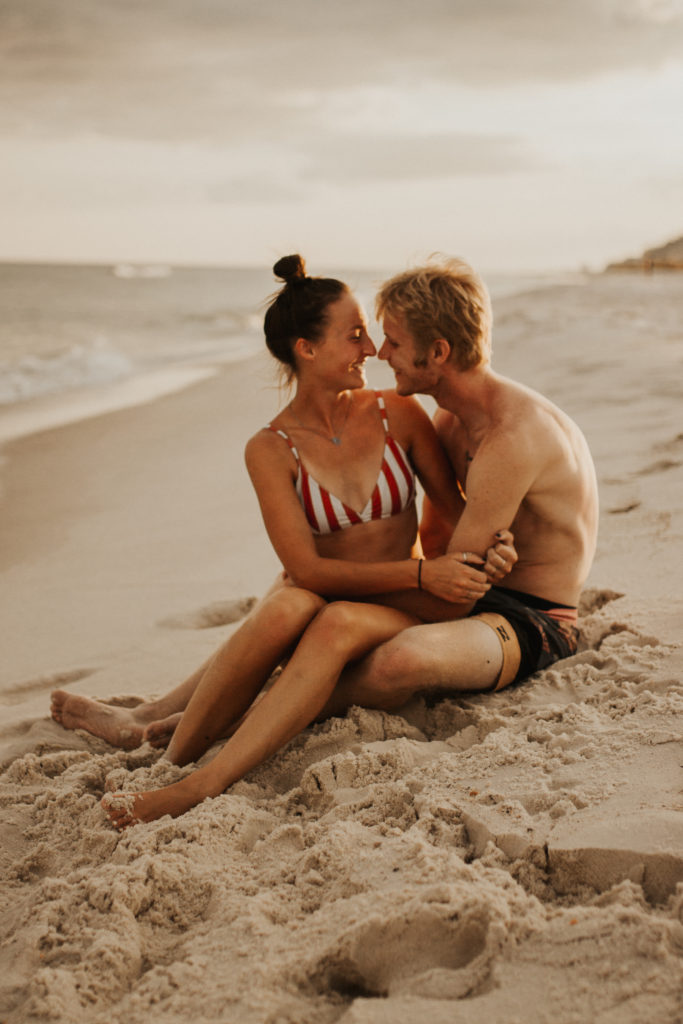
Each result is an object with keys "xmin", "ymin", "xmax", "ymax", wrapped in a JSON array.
[
  {"xmin": 51, "ymin": 578, "xmax": 323, "ymax": 751},
  {"xmin": 164, "ymin": 584, "xmax": 325, "ymax": 766},
  {"xmin": 103, "ymin": 601, "xmax": 419, "ymax": 827}
]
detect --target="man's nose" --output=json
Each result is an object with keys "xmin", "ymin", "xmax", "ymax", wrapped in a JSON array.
[{"xmin": 378, "ymin": 339, "xmax": 389, "ymax": 362}]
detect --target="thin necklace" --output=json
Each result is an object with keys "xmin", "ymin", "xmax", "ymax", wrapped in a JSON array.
[{"xmin": 287, "ymin": 394, "xmax": 351, "ymax": 446}]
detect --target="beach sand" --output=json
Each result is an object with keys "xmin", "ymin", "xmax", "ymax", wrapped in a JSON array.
[{"xmin": 1, "ymin": 272, "xmax": 682, "ymax": 1023}]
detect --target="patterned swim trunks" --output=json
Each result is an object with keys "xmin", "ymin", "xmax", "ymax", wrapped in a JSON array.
[{"xmin": 470, "ymin": 585, "xmax": 579, "ymax": 687}]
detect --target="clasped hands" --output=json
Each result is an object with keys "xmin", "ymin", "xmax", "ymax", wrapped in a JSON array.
[{"xmin": 419, "ymin": 529, "xmax": 517, "ymax": 604}]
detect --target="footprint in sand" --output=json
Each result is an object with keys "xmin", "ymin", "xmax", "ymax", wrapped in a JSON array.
[
  {"xmin": 630, "ymin": 432, "xmax": 683, "ymax": 479},
  {"xmin": 308, "ymin": 901, "xmax": 493, "ymax": 1000},
  {"xmin": 632, "ymin": 457, "xmax": 682, "ymax": 477},
  {"xmin": 655, "ymin": 431, "xmax": 683, "ymax": 453},
  {"xmin": 0, "ymin": 667, "xmax": 95, "ymax": 707},
  {"xmin": 607, "ymin": 501, "xmax": 641, "ymax": 515},
  {"xmin": 157, "ymin": 597, "xmax": 257, "ymax": 630}
]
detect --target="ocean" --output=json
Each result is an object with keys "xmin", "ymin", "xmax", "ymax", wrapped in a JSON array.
[{"xmin": 0, "ymin": 261, "xmax": 584, "ymax": 442}]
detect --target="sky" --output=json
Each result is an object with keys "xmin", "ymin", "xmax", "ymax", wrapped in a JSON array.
[{"xmin": 1, "ymin": 0, "xmax": 683, "ymax": 272}]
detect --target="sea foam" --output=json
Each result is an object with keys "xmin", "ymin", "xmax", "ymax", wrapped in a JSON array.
[{"xmin": 0, "ymin": 336, "xmax": 133, "ymax": 406}]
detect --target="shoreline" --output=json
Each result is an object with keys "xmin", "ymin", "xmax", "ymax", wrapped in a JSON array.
[
  {"xmin": 0, "ymin": 351, "xmax": 283, "ymax": 690},
  {"xmin": 0, "ymin": 346, "xmax": 266, "ymax": 447},
  {"xmin": 0, "ymin": 266, "xmax": 598, "ymax": 449}
]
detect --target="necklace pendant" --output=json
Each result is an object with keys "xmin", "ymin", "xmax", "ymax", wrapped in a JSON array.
[{"xmin": 331, "ymin": 436, "xmax": 341, "ymax": 446}]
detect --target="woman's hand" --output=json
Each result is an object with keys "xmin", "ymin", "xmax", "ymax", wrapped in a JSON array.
[
  {"xmin": 419, "ymin": 552, "xmax": 491, "ymax": 604},
  {"xmin": 484, "ymin": 529, "xmax": 517, "ymax": 583}
]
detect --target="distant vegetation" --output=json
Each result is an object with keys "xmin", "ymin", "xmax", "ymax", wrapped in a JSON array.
[{"xmin": 607, "ymin": 235, "xmax": 683, "ymax": 271}]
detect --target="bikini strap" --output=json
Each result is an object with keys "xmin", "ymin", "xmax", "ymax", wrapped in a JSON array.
[
  {"xmin": 374, "ymin": 390, "xmax": 389, "ymax": 432},
  {"xmin": 266, "ymin": 423, "xmax": 300, "ymax": 462}
]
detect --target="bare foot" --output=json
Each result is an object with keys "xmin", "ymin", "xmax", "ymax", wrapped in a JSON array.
[
  {"xmin": 102, "ymin": 774, "xmax": 214, "ymax": 828},
  {"xmin": 51, "ymin": 690, "xmax": 147, "ymax": 750},
  {"xmin": 142, "ymin": 713, "xmax": 182, "ymax": 748}
]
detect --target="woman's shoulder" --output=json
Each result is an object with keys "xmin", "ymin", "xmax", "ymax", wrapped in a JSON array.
[
  {"xmin": 377, "ymin": 389, "xmax": 430, "ymax": 427},
  {"xmin": 369, "ymin": 390, "xmax": 433, "ymax": 454},
  {"xmin": 244, "ymin": 424, "xmax": 295, "ymax": 469}
]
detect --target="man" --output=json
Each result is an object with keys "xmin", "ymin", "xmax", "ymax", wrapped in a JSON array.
[{"xmin": 326, "ymin": 256, "xmax": 598, "ymax": 708}]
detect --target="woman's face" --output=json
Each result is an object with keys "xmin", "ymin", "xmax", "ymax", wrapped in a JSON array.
[{"xmin": 314, "ymin": 292, "xmax": 377, "ymax": 389}]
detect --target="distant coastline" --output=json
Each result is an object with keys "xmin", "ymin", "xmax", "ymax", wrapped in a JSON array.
[{"xmin": 606, "ymin": 234, "xmax": 683, "ymax": 271}]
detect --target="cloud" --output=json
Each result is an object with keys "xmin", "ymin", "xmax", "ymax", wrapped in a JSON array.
[
  {"xmin": 1, "ymin": 0, "xmax": 682, "ymax": 144},
  {"xmin": 296, "ymin": 132, "xmax": 541, "ymax": 184},
  {"xmin": 195, "ymin": 131, "xmax": 540, "ymax": 206}
]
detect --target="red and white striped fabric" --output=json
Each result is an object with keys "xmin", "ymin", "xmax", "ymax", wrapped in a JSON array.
[{"xmin": 271, "ymin": 391, "xmax": 416, "ymax": 536}]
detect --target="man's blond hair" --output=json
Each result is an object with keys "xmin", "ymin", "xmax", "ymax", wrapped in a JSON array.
[{"xmin": 376, "ymin": 257, "xmax": 492, "ymax": 369}]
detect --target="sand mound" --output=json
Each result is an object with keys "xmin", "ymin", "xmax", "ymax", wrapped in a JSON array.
[{"xmin": 1, "ymin": 592, "xmax": 681, "ymax": 1023}]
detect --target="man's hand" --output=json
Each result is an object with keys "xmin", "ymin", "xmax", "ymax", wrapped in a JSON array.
[{"xmin": 484, "ymin": 529, "xmax": 517, "ymax": 583}]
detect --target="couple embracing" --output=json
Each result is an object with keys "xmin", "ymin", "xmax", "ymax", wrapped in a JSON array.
[{"xmin": 52, "ymin": 254, "xmax": 598, "ymax": 827}]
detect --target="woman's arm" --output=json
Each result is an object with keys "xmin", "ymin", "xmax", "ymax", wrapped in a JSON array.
[
  {"xmin": 420, "ymin": 494, "xmax": 456, "ymax": 559},
  {"xmin": 383, "ymin": 392, "xmax": 466, "ymax": 529},
  {"xmin": 244, "ymin": 429, "xmax": 489, "ymax": 603}
]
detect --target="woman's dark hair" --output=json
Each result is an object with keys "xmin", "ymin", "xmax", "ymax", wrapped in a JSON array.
[{"xmin": 264, "ymin": 254, "xmax": 347, "ymax": 383}]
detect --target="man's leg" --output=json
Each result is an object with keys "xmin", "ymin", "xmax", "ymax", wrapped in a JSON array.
[
  {"xmin": 50, "ymin": 666, "xmax": 208, "ymax": 750},
  {"xmin": 320, "ymin": 615, "xmax": 516, "ymax": 717}
]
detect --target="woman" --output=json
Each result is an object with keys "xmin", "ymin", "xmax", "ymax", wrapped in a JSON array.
[{"xmin": 54, "ymin": 255, "xmax": 512, "ymax": 827}]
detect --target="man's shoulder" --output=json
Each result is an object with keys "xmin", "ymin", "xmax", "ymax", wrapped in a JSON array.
[
  {"xmin": 495, "ymin": 379, "xmax": 575, "ymax": 440},
  {"xmin": 432, "ymin": 406, "xmax": 462, "ymax": 437}
]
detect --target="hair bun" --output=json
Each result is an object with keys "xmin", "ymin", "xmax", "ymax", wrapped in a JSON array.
[{"xmin": 273, "ymin": 254, "xmax": 307, "ymax": 286}]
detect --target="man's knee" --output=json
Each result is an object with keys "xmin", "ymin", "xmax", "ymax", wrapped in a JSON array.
[{"xmin": 362, "ymin": 630, "xmax": 427, "ymax": 703}]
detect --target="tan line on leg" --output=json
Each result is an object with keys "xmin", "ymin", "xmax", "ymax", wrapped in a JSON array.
[{"xmin": 471, "ymin": 612, "xmax": 522, "ymax": 691}]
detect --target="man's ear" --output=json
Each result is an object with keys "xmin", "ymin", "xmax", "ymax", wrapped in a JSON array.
[
  {"xmin": 294, "ymin": 337, "xmax": 316, "ymax": 362},
  {"xmin": 431, "ymin": 338, "xmax": 452, "ymax": 365}
]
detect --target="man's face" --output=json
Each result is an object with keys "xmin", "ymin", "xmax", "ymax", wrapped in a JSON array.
[{"xmin": 378, "ymin": 312, "xmax": 436, "ymax": 396}]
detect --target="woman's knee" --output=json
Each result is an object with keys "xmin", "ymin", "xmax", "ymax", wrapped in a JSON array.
[
  {"xmin": 262, "ymin": 586, "xmax": 326, "ymax": 636},
  {"xmin": 308, "ymin": 601, "xmax": 369, "ymax": 653}
]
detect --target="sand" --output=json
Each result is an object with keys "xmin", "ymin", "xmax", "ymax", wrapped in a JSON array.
[{"xmin": 1, "ymin": 271, "xmax": 682, "ymax": 1023}]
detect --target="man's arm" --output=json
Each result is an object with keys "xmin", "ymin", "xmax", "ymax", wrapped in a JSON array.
[
  {"xmin": 425, "ymin": 410, "xmax": 519, "ymax": 581},
  {"xmin": 445, "ymin": 432, "xmax": 537, "ymax": 575}
]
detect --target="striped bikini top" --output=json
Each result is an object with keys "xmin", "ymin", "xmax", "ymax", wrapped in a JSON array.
[{"xmin": 270, "ymin": 391, "xmax": 416, "ymax": 536}]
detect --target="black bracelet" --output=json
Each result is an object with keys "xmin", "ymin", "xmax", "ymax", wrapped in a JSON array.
[{"xmin": 417, "ymin": 558, "xmax": 424, "ymax": 590}]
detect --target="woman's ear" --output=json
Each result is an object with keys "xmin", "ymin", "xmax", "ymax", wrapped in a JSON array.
[{"xmin": 294, "ymin": 337, "xmax": 316, "ymax": 362}]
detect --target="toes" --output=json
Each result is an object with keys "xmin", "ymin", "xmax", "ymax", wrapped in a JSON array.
[
  {"xmin": 107, "ymin": 807, "xmax": 137, "ymax": 830},
  {"xmin": 50, "ymin": 689, "xmax": 67, "ymax": 721},
  {"xmin": 101, "ymin": 793, "xmax": 142, "ymax": 830},
  {"xmin": 143, "ymin": 715, "xmax": 180, "ymax": 748},
  {"xmin": 147, "ymin": 734, "xmax": 169, "ymax": 749}
]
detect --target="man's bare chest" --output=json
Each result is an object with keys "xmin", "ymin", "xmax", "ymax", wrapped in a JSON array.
[{"xmin": 444, "ymin": 426, "xmax": 476, "ymax": 491}]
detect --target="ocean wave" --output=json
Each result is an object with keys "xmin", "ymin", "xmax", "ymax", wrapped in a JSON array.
[
  {"xmin": 113, "ymin": 264, "xmax": 172, "ymax": 279},
  {"xmin": 0, "ymin": 336, "xmax": 134, "ymax": 406}
]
